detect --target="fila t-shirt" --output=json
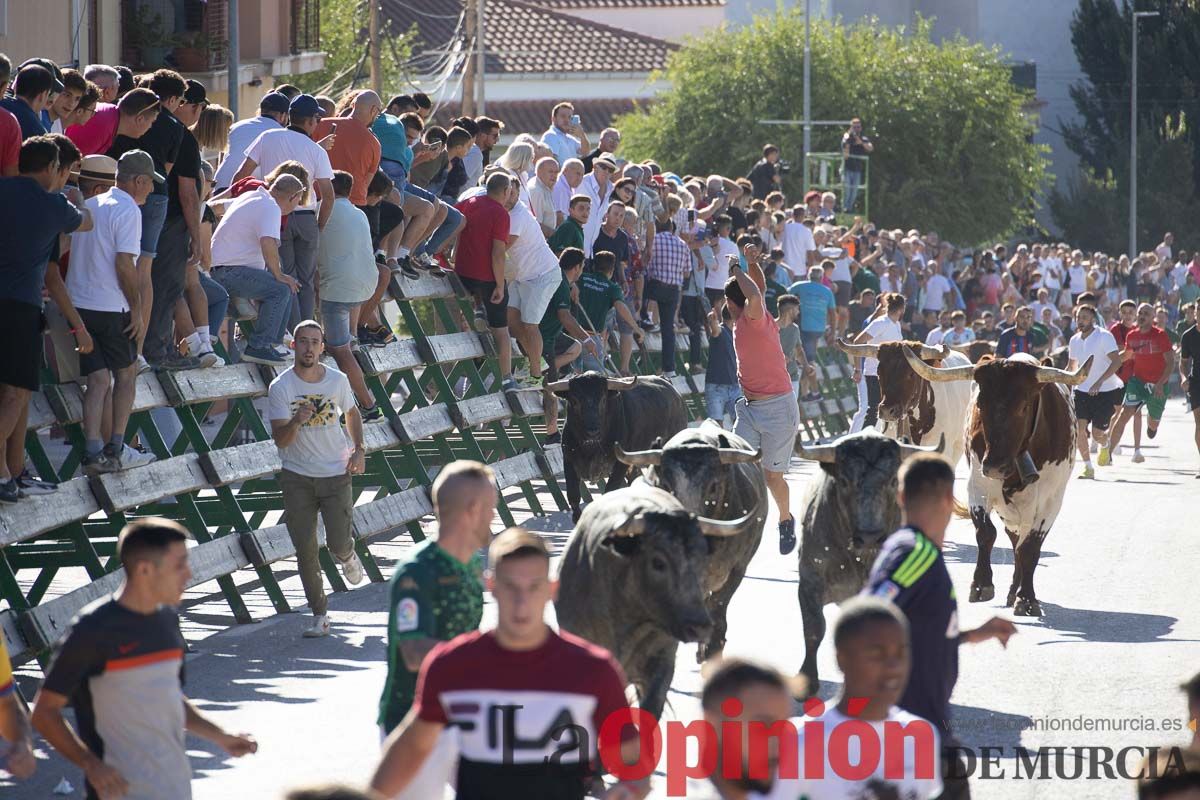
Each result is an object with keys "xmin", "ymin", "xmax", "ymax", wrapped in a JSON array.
[
  {"xmin": 42, "ymin": 597, "xmax": 189, "ymax": 800},
  {"xmin": 414, "ymin": 628, "xmax": 636, "ymax": 800}
]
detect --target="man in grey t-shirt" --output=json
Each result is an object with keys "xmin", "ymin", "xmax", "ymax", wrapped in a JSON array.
[{"xmin": 268, "ymin": 320, "xmax": 368, "ymax": 638}]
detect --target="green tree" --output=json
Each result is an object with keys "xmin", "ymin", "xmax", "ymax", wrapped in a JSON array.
[
  {"xmin": 279, "ymin": 0, "xmax": 413, "ymax": 97},
  {"xmin": 617, "ymin": 13, "xmax": 1049, "ymax": 244}
]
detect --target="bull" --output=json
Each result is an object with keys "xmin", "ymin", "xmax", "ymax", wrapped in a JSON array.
[
  {"xmin": 554, "ymin": 485, "xmax": 751, "ymax": 719},
  {"xmin": 545, "ymin": 372, "xmax": 688, "ymax": 523},
  {"xmin": 794, "ymin": 430, "xmax": 944, "ymax": 690},
  {"xmin": 615, "ymin": 421, "xmax": 766, "ymax": 663},
  {"xmin": 903, "ymin": 350, "xmax": 1091, "ymax": 616},
  {"xmin": 949, "ymin": 340, "xmax": 997, "ymax": 364},
  {"xmin": 837, "ymin": 339, "xmax": 972, "ymax": 467}
]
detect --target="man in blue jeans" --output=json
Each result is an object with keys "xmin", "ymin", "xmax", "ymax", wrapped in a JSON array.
[
  {"xmin": 209, "ymin": 175, "xmax": 304, "ymax": 366},
  {"xmin": 704, "ymin": 298, "xmax": 741, "ymax": 425},
  {"xmin": 645, "ymin": 218, "xmax": 690, "ymax": 377}
]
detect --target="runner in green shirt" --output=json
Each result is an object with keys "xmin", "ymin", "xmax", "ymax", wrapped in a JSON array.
[{"xmin": 378, "ymin": 461, "xmax": 497, "ymax": 735}]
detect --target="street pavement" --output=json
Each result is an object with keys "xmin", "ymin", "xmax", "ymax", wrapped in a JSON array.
[{"xmin": 5, "ymin": 402, "xmax": 1199, "ymax": 799}]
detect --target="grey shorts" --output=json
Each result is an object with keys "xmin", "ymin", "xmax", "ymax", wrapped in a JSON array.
[{"xmin": 733, "ymin": 391, "xmax": 800, "ymax": 473}]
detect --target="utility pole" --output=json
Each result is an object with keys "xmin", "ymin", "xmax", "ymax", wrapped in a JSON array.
[
  {"xmin": 462, "ymin": 0, "xmax": 477, "ymax": 116},
  {"xmin": 1129, "ymin": 10, "xmax": 1158, "ymax": 259},
  {"xmin": 227, "ymin": 0, "xmax": 239, "ymax": 118},
  {"xmin": 369, "ymin": 0, "xmax": 383, "ymax": 94},
  {"xmin": 476, "ymin": 0, "xmax": 487, "ymax": 114},
  {"xmin": 803, "ymin": 0, "xmax": 811, "ymax": 180}
]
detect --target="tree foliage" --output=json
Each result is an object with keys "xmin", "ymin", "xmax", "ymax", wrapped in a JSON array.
[
  {"xmin": 616, "ymin": 13, "xmax": 1049, "ymax": 244},
  {"xmin": 279, "ymin": 0, "xmax": 413, "ymax": 97}
]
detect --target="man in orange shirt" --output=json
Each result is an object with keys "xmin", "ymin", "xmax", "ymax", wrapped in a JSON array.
[{"xmin": 313, "ymin": 91, "xmax": 382, "ymax": 208}]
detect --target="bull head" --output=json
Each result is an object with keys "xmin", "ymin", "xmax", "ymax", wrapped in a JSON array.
[
  {"xmin": 609, "ymin": 509, "xmax": 755, "ymax": 539},
  {"xmin": 902, "ymin": 348, "xmax": 1093, "ymax": 385},
  {"xmin": 615, "ymin": 444, "xmax": 760, "ymax": 467},
  {"xmin": 545, "ymin": 374, "xmax": 639, "ymax": 394},
  {"xmin": 795, "ymin": 432, "xmax": 946, "ymax": 463}
]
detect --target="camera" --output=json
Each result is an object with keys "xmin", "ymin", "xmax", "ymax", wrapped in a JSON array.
[{"xmin": 777, "ymin": 160, "xmax": 792, "ymax": 175}]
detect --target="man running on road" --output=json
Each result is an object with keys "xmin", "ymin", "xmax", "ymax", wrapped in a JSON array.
[
  {"xmin": 1107, "ymin": 300, "xmax": 1144, "ymax": 463},
  {"xmin": 1068, "ymin": 304, "xmax": 1124, "ymax": 479},
  {"xmin": 1180, "ymin": 318, "xmax": 1200, "ymax": 477},
  {"xmin": 1104, "ymin": 303, "xmax": 1175, "ymax": 465}
]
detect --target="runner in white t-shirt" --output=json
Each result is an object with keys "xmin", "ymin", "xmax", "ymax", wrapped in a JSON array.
[
  {"xmin": 1067, "ymin": 304, "xmax": 1125, "ymax": 479},
  {"xmin": 764, "ymin": 597, "xmax": 943, "ymax": 800},
  {"xmin": 849, "ymin": 292, "xmax": 905, "ymax": 432}
]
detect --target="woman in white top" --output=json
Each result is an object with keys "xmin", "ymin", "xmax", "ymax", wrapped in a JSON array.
[
  {"xmin": 496, "ymin": 142, "xmax": 534, "ymax": 208},
  {"xmin": 847, "ymin": 291, "xmax": 906, "ymax": 432}
]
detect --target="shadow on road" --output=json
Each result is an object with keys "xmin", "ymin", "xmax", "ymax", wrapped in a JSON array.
[
  {"xmin": 951, "ymin": 703, "xmax": 1035, "ymax": 751},
  {"xmin": 1034, "ymin": 601, "xmax": 1191, "ymax": 644},
  {"xmin": 943, "ymin": 539, "xmax": 1060, "ymax": 567}
]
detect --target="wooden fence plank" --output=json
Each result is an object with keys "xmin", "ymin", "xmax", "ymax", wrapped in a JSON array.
[
  {"xmin": 352, "ymin": 488, "xmax": 432, "ymax": 541},
  {"xmin": 0, "ymin": 478, "xmax": 99, "ymax": 546}
]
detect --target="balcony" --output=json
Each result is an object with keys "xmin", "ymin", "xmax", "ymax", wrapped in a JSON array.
[{"xmin": 121, "ymin": 0, "xmax": 228, "ymax": 73}]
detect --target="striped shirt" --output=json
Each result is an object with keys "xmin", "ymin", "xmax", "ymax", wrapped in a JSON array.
[{"xmin": 647, "ymin": 230, "xmax": 691, "ymax": 286}]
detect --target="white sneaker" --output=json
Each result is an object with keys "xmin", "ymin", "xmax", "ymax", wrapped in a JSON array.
[
  {"xmin": 1113, "ymin": 444, "xmax": 1124, "ymax": 456},
  {"xmin": 121, "ymin": 444, "xmax": 157, "ymax": 470},
  {"xmin": 136, "ymin": 354, "xmax": 152, "ymax": 374},
  {"xmin": 197, "ymin": 348, "xmax": 224, "ymax": 368},
  {"xmin": 1132, "ymin": 448, "xmax": 1145, "ymax": 464},
  {"xmin": 340, "ymin": 551, "xmax": 365, "ymax": 586},
  {"xmin": 302, "ymin": 614, "xmax": 330, "ymax": 638}
]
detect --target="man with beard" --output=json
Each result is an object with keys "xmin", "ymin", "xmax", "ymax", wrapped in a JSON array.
[{"xmin": 1067, "ymin": 305, "xmax": 1124, "ymax": 480}]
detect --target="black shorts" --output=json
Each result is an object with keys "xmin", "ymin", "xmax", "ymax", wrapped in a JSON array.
[
  {"xmin": 1188, "ymin": 377, "xmax": 1200, "ymax": 410},
  {"xmin": 78, "ymin": 308, "xmax": 137, "ymax": 375},
  {"xmin": 1074, "ymin": 386, "xmax": 1124, "ymax": 430},
  {"xmin": 0, "ymin": 299, "xmax": 45, "ymax": 390},
  {"xmin": 460, "ymin": 276, "xmax": 508, "ymax": 328},
  {"xmin": 834, "ymin": 280, "xmax": 852, "ymax": 307},
  {"xmin": 545, "ymin": 335, "xmax": 579, "ymax": 381}
]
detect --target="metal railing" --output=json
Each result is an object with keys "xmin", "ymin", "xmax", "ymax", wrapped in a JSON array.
[{"xmin": 805, "ymin": 153, "xmax": 870, "ymax": 221}]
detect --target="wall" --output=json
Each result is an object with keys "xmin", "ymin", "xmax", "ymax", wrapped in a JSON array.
[
  {"xmin": 462, "ymin": 74, "xmax": 669, "ymax": 101},
  {"xmin": 553, "ymin": 6, "xmax": 728, "ymax": 43},
  {"xmin": 0, "ymin": 2, "xmax": 75, "ymax": 65}
]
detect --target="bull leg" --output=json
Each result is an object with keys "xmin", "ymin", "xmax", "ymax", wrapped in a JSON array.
[
  {"xmin": 797, "ymin": 569, "xmax": 826, "ymax": 694},
  {"xmin": 606, "ymin": 460, "xmax": 630, "ymax": 493},
  {"xmin": 638, "ymin": 649, "xmax": 678, "ymax": 722},
  {"xmin": 698, "ymin": 569, "xmax": 746, "ymax": 664},
  {"xmin": 1004, "ymin": 528, "xmax": 1021, "ymax": 607},
  {"xmin": 566, "ymin": 460, "xmax": 583, "ymax": 523},
  {"xmin": 968, "ymin": 506, "xmax": 997, "ymax": 603},
  {"xmin": 1013, "ymin": 527, "xmax": 1048, "ymax": 617}
]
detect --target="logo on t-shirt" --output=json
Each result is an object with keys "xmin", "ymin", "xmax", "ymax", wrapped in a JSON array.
[
  {"xmin": 292, "ymin": 394, "xmax": 337, "ymax": 427},
  {"xmin": 396, "ymin": 598, "xmax": 419, "ymax": 632}
]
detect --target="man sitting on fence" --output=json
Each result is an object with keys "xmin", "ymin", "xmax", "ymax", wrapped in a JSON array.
[
  {"xmin": 209, "ymin": 173, "xmax": 304, "ymax": 366},
  {"xmin": 268, "ymin": 320, "xmax": 367, "ymax": 639}
]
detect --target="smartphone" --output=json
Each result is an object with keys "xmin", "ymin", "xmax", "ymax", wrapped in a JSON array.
[
  {"xmin": 687, "ymin": 209, "xmax": 697, "ymax": 223},
  {"xmin": 330, "ymin": 122, "xmax": 338, "ymax": 134},
  {"xmin": 570, "ymin": 114, "xmax": 581, "ymax": 127}
]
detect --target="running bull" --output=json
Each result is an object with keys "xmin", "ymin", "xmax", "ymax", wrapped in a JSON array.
[
  {"xmin": 837, "ymin": 339, "xmax": 972, "ymax": 467},
  {"xmin": 616, "ymin": 421, "xmax": 766, "ymax": 663},
  {"xmin": 555, "ymin": 485, "xmax": 752, "ymax": 720},
  {"xmin": 545, "ymin": 372, "xmax": 688, "ymax": 522},
  {"xmin": 904, "ymin": 350, "xmax": 1091, "ymax": 616},
  {"xmin": 794, "ymin": 429, "xmax": 944, "ymax": 690}
]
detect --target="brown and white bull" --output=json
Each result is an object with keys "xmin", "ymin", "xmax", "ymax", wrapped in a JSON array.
[
  {"xmin": 904, "ymin": 350, "xmax": 1092, "ymax": 616},
  {"xmin": 837, "ymin": 339, "xmax": 973, "ymax": 467}
]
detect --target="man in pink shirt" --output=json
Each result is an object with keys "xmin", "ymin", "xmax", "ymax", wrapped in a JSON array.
[
  {"xmin": 66, "ymin": 103, "xmax": 119, "ymax": 156},
  {"xmin": 724, "ymin": 251, "xmax": 801, "ymax": 555}
]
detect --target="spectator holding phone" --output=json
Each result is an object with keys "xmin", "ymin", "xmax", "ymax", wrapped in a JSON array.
[
  {"xmin": 841, "ymin": 117, "xmax": 873, "ymax": 213},
  {"xmin": 540, "ymin": 102, "xmax": 590, "ymax": 166}
]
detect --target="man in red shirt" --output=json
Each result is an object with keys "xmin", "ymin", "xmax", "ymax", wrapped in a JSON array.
[
  {"xmin": 455, "ymin": 172, "xmax": 520, "ymax": 389},
  {"xmin": 1103, "ymin": 300, "xmax": 1144, "ymax": 464},
  {"xmin": 311, "ymin": 90, "xmax": 381, "ymax": 207},
  {"xmin": 0, "ymin": 55, "xmax": 20, "ymax": 176},
  {"xmin": 1105, "ymin": 302, "xmax": 1175, "ymax": 463},
  {"xmin": 725, "ymin": 251, "xmax": 801, "ymax": 555},
  {"xmin": 370, "ymin": 528, "xmax": 646, "ymax": 800}
]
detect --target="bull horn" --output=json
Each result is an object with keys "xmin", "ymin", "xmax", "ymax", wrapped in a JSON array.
[
  {"xmin": 717, "ymin": 448, "xmax": 761, "ymax": 464},
  {"xmin": 900, "ymin": 432, "xmax": 945, "ymax": 458},
  {"xmin": 1036, "ymin": 354, "xmax": 1092, "ymax": 385},
  {"xmin": 836, "ymin": 338, "xmax": 880, "ymax": 360},
  {"xmin": 544, "ymin": 378, "xmax": 571, "ymax": 393},
  {"xmin": 615, "ymin": 445, "xmax": 662, "ymax": 467},
  {"xmin": 918, "ymin": 343, "xmax": 950, "ymax": 361},
  {"xmin": 794, "ymin": 439, "xmax": 838, "ymax": 464},
  {"xmin": 611, "ymin": 515, "xmax": 648, "ymax": 537},
  {"xmin": 606, "ymin": 376, "xmax": 638, "ymax": 391},
  {"xmin": 902, "ymin": 346, "xmax": 975, "ymax": 383},
  {"xmin": 696, "ymin": 509, "xmax": 757, "ymax": 537}
]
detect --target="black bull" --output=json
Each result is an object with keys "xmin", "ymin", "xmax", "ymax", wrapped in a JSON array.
[
  {"xmin": 547, "ymin": 372, "xmax": 688, "ymax": 522},
  {"xmin": 794, "ymin": 430, "xmax": 944, "ymax": 690}
]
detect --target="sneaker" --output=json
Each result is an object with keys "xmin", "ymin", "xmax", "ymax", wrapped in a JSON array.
[
  {"xmin": 359, "ymin": 403, "xmax": 384, "ymax": 422},
  {"xmin": 640, "ymin": 319, "xmax": 658, "ymax": 332},
  {"xmin": 1078, "ymin": 463, "xmax": 1095, "ymax": 480},
  {"xmin": 0, "ymin": 479, "xmax": 18, "ymax": 504},
  {"xmin": 302, "ymin": 614, "xmax": 331, "ymax": 638},
  {"xmin": 501, "ymin": 376, "xmax": 519, "ymax": 392},
  {"xmin": 413, "ymin": 252, "xmax": 437, "ymax": 270},
  {"xmin": 152, "ymin": 353, "xmax": 203, "ymax": 371},
  {"xmin": 778, "ymin": 517, "xmax": 797, "ymax": 556},
  {"xmin": 241, "ymin": 346, "xmax": 288, "ymax": 367},
  {"xmin": 544, "ymin": 431, "xmax": 561, "ymax": 445},
  {"xmin": 272, "ymin": 346, "xmax": 294, "ymax": 360},
  {"xmin": 1113, "ymin": 444, "xmax": 1124, "ymax": 456},
  {"xmin": 196, "ymin": 349, "xmax": 224, "ymax": 368},
  {"xmin": 1097, "ymin": 446, "xmax": 1111, "ymax": 467},
  {"xmin": 15, "ymin": 470, "xmax": 57, "ymax": 496},
  {"xmin": 135, "ymin": 354, "xmax": 153, "ymax": 374},
  {"xmin": 1132, "ymin": 449, "xmax": 1145, "ymax": 464},
  {"xmin": 339, "ymin": 552, "xmax": 365, "ymax": 586},
  {"xmin": 367, "ymin": 324, "xmax": 395, "ymax": 346},
  {"xmin": 120, "ymin": 444, "xmax": 157, "ymax": 470},
  {"xmin": 663, "ymin": 371, "xmax": 677, "ymax": 380},
  {"xmin": 393, "ymin": 256, "xmax": 420, "ymax": 280},
  {"xmin": 82, "ymin": 451, "xmax": 119, "ymax": 476}
]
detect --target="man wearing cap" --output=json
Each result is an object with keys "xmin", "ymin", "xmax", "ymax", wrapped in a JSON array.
[
  {"xmin": 212, "ymin": 92, "xmax": 290, "ymax": 192},
  {"xmin": 68, "ymin": 151, "xmax": 161, "ymax": 474},
  {"xmin": 371, "ymin": 527, "xmax": 645, "ymax": 800},
  {"xmin": 579, "ymin": 154, "xmax": 615, "ymax": 256},
  {"xmin": 232, "ymin": 93, "xmax": 335, "ymax": 327},
  {"xmin": 1, "ymin": 64, "xmax": 60, "ymax": 139},
  {"xmin": 0, "ymin": 136, "xmax": 92, "ymax": 503}
]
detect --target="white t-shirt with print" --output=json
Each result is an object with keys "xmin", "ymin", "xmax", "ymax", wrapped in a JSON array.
[
  {"xmin": 267, "ymin": 366, "xmax": 356, "ymax": 478},
  {"xmin": 861, "ymin": 315, "xmax": 902, "ymax": 377},
  {"xmin": 763, "ymin": 706, "xmax": 943, "ymax": 800}
]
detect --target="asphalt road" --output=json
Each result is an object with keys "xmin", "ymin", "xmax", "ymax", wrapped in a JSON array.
[{"xmin": 6, "ymin": 402, "xmax": 1199, "ymax": 799}]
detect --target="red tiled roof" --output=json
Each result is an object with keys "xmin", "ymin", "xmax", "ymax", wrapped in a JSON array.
[
  {"xmin": 431, "ymin": 97, "xmax": 647, "ymax": 136},
  {"xmin": 380, "ymin": 0, "xmax": 677, "ymax": 75},
  {"xmin": 532, "ymin": 0, "xmax": 723, "ymax": 6}
]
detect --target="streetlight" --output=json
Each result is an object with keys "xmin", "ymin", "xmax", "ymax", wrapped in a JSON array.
[{"xmin": 1130, "ymin": 9, "xmax": 1159, "ymax": 259}]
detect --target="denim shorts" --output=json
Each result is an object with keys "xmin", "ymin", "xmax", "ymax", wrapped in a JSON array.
[
  {"xmin": 705, "ymin": 382, "xmax": 742, "ymax": 422},
  {"xmin": 800, "ymin": 330, "xmax": 823, "ymax": 362},
  {"xmin": 140, "ymin": 193, "xmax": 169, "ymax": 258},
  {"xmin": 320, "ymin": 299, "xmax": 358, "ymax": 347}
]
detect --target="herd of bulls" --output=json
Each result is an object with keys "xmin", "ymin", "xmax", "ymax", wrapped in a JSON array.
[{"xmin": 545, "ymin": 343, "xmax": 1093, "ymax": 709}]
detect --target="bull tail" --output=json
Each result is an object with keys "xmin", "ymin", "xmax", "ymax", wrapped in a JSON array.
[{"xmin": 952, "ymin": 494, "xmax": 970, "ymax": 519}]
